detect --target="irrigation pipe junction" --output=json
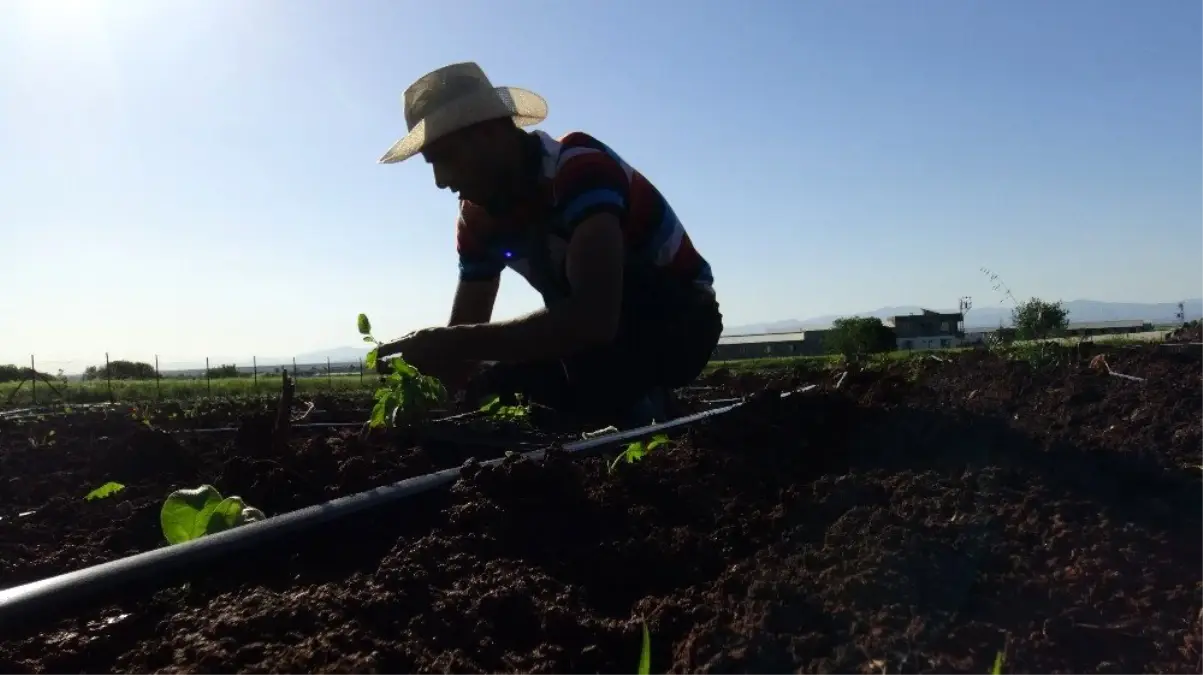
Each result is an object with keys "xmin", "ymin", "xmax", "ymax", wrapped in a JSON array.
[{"xmin": 0, "ymin": 385, "xmax": 816, "ymax": 629}]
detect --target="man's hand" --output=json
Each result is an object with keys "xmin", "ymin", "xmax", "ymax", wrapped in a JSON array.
[
  {"xmin": 376, "ymin": 328, "xmax": 439, "ymax": 374},
  {"xmin": 376, "ymin": 327, "xmax": 475, "ymax": 390}
]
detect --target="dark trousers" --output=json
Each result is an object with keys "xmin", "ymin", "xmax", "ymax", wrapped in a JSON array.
[{"xmin": 471, "ymin": 281, "xmax": 723, "ymax": 426}]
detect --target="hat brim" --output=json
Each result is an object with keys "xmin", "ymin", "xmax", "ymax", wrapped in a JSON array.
[{"xmin": 377, "ymin": 86, "xmax": 548, "ymax": 165}]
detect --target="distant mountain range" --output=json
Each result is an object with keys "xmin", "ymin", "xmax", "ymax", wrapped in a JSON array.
[
  {"xmin": 155, "ymin": 346, "xmax": 373, "ymax": 376},
  {"xmin": 142, "ymin": 297, "xmax": 1200, "ymax": 375},
  {"xmin": 724, "ymin": 298, "xmax": 1203, "ymax": 335}
]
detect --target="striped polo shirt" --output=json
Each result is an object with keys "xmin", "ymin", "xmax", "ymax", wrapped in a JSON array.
[{"xmin": 455, "ymin": 130, "xmax": 715, "ymax": 302}]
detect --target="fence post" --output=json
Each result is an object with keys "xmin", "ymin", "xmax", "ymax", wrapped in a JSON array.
[
  {"xmin": 253, "ymin": 356, "xmax": 258, "ymax": 391},
  {"xmin": 205, "ymin": 357, "xmax": 211, "ymax": 397},
  {"xmin": 326, "ymin": 356, "xmax": 332, "ymax": 387},
  {"xmin": 359, "ymin": 358, "xmax": 363, "ymax": 385},
  {"xmin": 29, "ymin": 355, "xmax": 36, "ymax": 405},
  {"xmin": 292, "ymin": 357, "xmax": 297, "ymax": 376},
  {"xmin": 105, "ymin": 352, "xmax": 113, "ymax": 403},
  {"xmin": 155, "ymin": 355, "xmax": 161, "ymax": 401}
]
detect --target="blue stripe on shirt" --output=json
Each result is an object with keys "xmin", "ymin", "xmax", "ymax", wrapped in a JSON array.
[{"xmin": 561, "ymin": 188, "xmax": 626, "ymax": 225}]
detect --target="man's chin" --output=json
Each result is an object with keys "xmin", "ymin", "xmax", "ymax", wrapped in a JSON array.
[
  {"xmin": 458, "ymin": 191, "xmax": 487, "ymax": 206},
  {"xmin": 472, "ymin": 199, "xmax": 503, "ymax": 216}
]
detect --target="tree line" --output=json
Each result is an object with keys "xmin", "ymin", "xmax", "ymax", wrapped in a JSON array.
[
  {"xmin": 0, "ymin": 361, "xmax": 249, "ymax": 382},
  {"xmin": 822, "ymin": 297, "xmax": 1071, "ymax": 361}
]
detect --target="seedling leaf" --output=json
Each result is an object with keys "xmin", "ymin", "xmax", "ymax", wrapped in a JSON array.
[
  {"xmin": 240, "ymin": 506, "xmax": 266, "ymax": 523},
  {"xmin": 478, "ymin": 393, "xmax": 531, "ymax": 423},
  {"xmin": 85, "ymin": 481, "xmax": 125, "ymax": 501},
  {"xmin": 205, "ymin": 496, "xmax": 248, "ymax": 535},
  {"xmin": 357, "ymin": 313, "xmax": 372, "ymax": 336},
  {"xmin": 480, "ymin": 394, "xmax": 502, "ymax": 413},
  {"xmin": 646, "ymin": 434, "xmax": 671, "ymax": 451},
  {"xmin": 638, "ymin": 621, "xmax": 651, "ymax": 675},
  {"xmin": 990, "ymin": 651, "xmax": 1005, "ymax": 675},
  {"xmin": 609, "ymin": 434, "xmax": 673, "ymax": 474},
  {"xmin": 160, "ymin": 485, "xmax": 224, "ymax": 545},
  {"xmin": 365, "ymin": 348, "xmax": 378, "ymax": 371},
  {"xmin": 391, "ymin": 358, "xmax": 419, "ymax": 378}
]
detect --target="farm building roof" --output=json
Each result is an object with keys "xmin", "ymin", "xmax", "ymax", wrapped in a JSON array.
[{"xmin": 717, "ymin": 331, "xmax": 816, "ymax": 345}]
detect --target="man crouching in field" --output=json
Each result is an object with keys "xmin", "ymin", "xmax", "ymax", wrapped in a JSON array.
[{"xmin": 372, "ymin": 62, "xmax": 723, "ymax": 429}]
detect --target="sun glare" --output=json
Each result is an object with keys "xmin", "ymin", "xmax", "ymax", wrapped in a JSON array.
[{"xmin": 15, "ymin": 0, "xmax": 110, "ymax": 40}]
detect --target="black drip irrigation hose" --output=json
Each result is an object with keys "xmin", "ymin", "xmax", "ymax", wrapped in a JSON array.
[{"xmin": 0, "ymin": 385, "xmax": 816, "ymax": 628}]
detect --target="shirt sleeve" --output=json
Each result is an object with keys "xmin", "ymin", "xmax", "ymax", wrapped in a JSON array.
[
  {"xmin": 553, "ymin": 145, "xmax": 630, "ymax": 234},
  {"xmin": 455, "ymin": 202, "xmax": 505, "ymax": 282}
]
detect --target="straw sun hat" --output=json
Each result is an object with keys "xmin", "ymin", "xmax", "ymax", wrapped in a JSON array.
[{"xmin": 377, "ymin": 62, "xmax": 549, "ymax": 164}]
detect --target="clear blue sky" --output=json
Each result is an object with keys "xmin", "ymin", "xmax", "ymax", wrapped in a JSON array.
[{"xmin": 1, "ymin": 0, "xmax": 1199, "ymax": 371}]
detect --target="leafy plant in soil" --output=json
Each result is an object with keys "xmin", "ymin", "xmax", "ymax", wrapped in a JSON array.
[
  {"xmin": 357, "ymin": 313, "xmax": 447, "ymax": 428},
  {"xmin": 609, "ymin": 434, "xmax": 672, "ymax": 474},
  {"xmin": 84, "ymin": 481, "xmax": 125, "ymax": 501},
  {"xmin": 160, "ymin": 485, "xmax": 266, "ymax": 545}
]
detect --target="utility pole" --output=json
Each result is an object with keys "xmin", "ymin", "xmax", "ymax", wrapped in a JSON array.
[{"xmin": 958, "ymin": 296, "xmax": 972, "ymax": 335}]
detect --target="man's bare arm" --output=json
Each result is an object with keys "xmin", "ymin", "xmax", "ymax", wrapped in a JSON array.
[
  {"xmin": 436, "ymin": 214, "xmax": 625, "ymax": 363},
  {"xmin": 448, "ymin": 278, "xmax": 500, "ymax": 327}
]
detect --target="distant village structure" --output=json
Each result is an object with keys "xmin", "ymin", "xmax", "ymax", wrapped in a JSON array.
[{"xmin": 712, "ymin": 308, "xmax": 1154, "ymax": 362}]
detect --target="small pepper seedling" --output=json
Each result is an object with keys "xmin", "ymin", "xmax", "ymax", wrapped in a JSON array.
[
  {"xmin": 609, "ymin": 434, "xmax": 672, "ymax": 474},
  {"xmin": 160, "ymin": 485, "xmax": 266, "ymax": 545},
  {"xmin": 85, "ymin": 481, "xmax": 125, "ymax": 501},
  {"xmin": 357, "ymin": 313, "xmax": 448, "ymax": 428},
  {"xmin": 479, "ymin": 393, "xmax": 532, "ymax": 424}
]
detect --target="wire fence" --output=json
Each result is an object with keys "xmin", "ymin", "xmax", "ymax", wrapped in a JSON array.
[{"xmin": 0, "ymin": 353, "xmax": 378, "ymax": 407}]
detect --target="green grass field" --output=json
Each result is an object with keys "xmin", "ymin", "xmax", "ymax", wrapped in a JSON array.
[
  {"xmin": 0, "ymin": 372, "xmax": 374, "ymax": 407},
  {"xmin": 0, "ymin": 330, "xmax": 1169, "ymax": 407},
  {"xmin": 1, "ymin": 354, "xmax": 849, "ymax": 406}
]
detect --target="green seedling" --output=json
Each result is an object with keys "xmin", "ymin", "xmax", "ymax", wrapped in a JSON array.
[
  {"xmin": 85, "ymin": 481, "xmax": 125, "ymax": 501},
  {"xmin": 638, "ymin": 621, "xmax": 651, "ymax": 675},
  {"xmin": 990, "ymin": 650, "xmax": 1005, "ymax": 674},
  {"xmin": 357, "ymin": 313, "xmax": 447, "ymax": 428},
  {"xmin": 129, "ymin": 403, "xmax": 154, "ymax": 428},
  {"xmin": 479, "ymin": 393, "xmax": 532, "ymax": 424},
  {"xmin": 609, "ymin": 434, "xmax": 672, "ymax": 474},
  {"xmin": 160, "ymin": 484, "xmax": 265, "ymax": 545}
]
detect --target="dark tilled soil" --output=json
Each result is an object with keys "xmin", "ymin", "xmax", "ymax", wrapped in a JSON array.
[
  {"xmin": 0, "ymin": 346, "xmax": 1200, "ymax": 673},
  {"xmin": 0, "ymin": 410, "xmax": 565, "ymax": 590}
]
